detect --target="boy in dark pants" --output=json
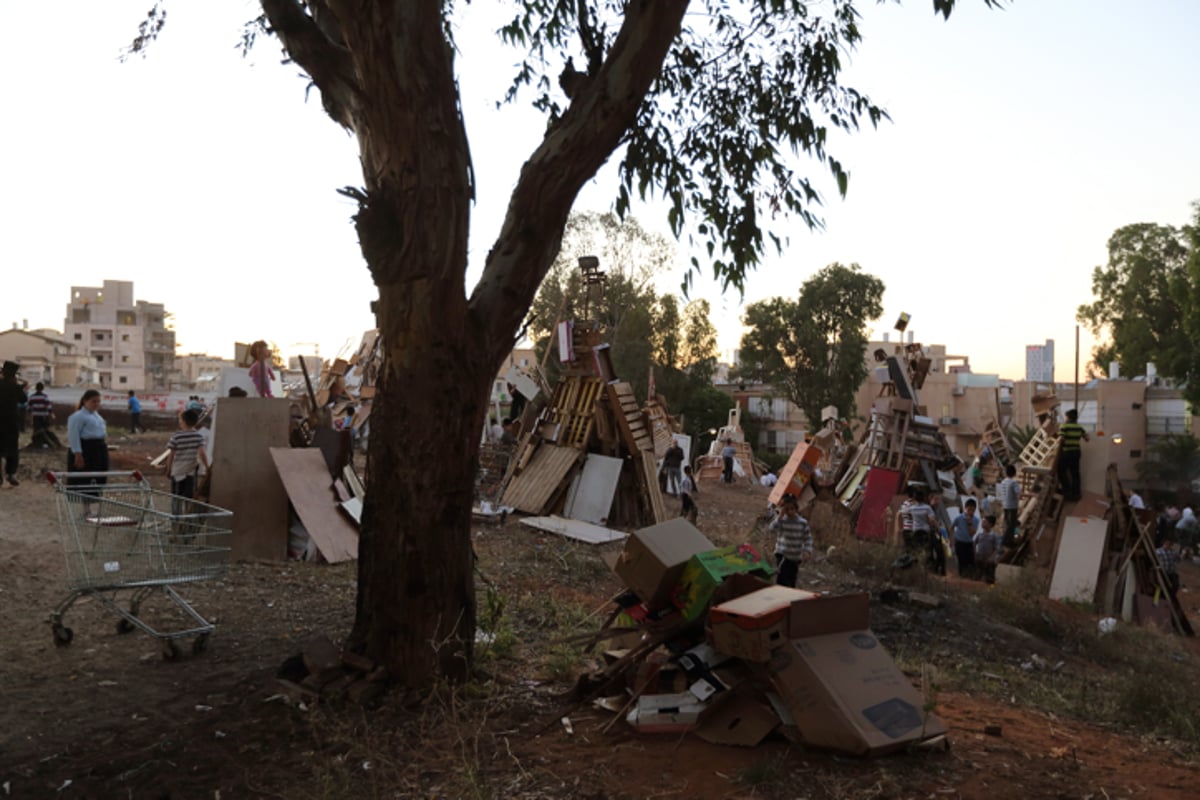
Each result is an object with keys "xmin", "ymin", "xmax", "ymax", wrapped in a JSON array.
[
  {"xmin": 952, "ymin": 498, "xmax": 979, "ymax": 578},
  {"xmin": 680, "ymin": 464, "xmax": 698, "ymax": 524},
  {"xmin": 770, "ymin": 494, "xmax": 812, "ymax": 588}
]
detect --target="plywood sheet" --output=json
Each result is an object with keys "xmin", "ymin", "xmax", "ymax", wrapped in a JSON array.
[
  {"xmin": 520, "ymin": 515, "xmax": 628, "ymax": 544},
  {"xmin": 855, "ymin": 467, "xmax": 903, "ymax": 540},
  {"xmin": 500, "ymin": 444, "xmax": 582, "ymax": 514},
  {"xmin": 564, "ymin": 453, "xmax": 623, "ymax": 525},
  {"xmin": 1048, "ymin": 516, "xmax": 1107, "ymax": 603},
  {"xmin": 209, "ymin": 398, "xmax": 291, "ymax": 560},
  {"xmin": 270, "ymin": 447, "xmax": 359, "ymax": 563}
]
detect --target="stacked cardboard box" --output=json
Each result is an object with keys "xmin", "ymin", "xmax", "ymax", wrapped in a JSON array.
[{"xmin": 597, "ymin": 519, "xmax": 947, "ymax": 755}]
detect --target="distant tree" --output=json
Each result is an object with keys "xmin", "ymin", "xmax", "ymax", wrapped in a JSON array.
[
  {"xmin": 739, "ymin": 263, "xmax": 885, "ymax": 427},
  {"xmin": 1179, "ymin": 202, "xmax": 1200, "ymax": 409},
  {"xmin": 651, "ymin": 295, "xmax": 682, "ymax": 370},
  {"xmin": 1077, "ymin": 222, "xmax": 1191, "ymax": 381},
  {"xmin": 681, "ymin": 299, "xmax": 719, "ymax": 383},
  {"xmin": 132, "ymin": 0, "xmax": 998, "ymax": 689},
  {"xmin": 1136, "ymin": 433, "xmax": 1200, "ymax": 501}
]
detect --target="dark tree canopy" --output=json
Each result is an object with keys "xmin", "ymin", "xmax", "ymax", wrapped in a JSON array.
[
  {"xmin": 1077, "ymin": 221, "xmax": 1192, "ymax": 380},
  {"xmin": 128, "ymin": 0, "xmax": 998, "ymax": 688},
  {"xmin": 738, "ymin": 263, "xmax": 884, "ymax": 428}
]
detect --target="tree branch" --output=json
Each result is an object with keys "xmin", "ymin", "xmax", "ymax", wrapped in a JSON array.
[
  {"xmin": 260, "ymin": 0, "xmax": 360, "ymax": 129},
  {"xmin": 468, "ymin": 0, "xmax": 689, "ymax": 365}
]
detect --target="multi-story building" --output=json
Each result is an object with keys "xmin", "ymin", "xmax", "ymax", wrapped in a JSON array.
[
  {"xmin": 1025, "ymin": 339, "xmax": 1055, "ymax": 383},
  {"xmin": 62, "ymin": 280, "xmax": 176, "ymax": 391},
  {"xmin": 176, "ymin": 353, "xmax": 235, "ymax": 391},
  {"xmin": 0, "ymin": 326, "xmax": 99, "ymax": 386}
]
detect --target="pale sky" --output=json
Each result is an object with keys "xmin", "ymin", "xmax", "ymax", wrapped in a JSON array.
[{"xmin": 2, "ymin": 1, "xmax": 1197, "ymax": 380}]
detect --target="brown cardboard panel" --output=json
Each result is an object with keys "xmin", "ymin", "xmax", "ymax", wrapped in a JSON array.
[
  {"xmin": 787, "ymin": 593, "xmax": 871, "ymax": 639},
  {"xmin": 768, "ymin": 631, "xmax": 946, "ymax": 756},
  {"xmin": 209, "ymin": 398, "xmax": 292, "ymax": 561},
  {"xmin": 614, "ymin": 518, "xmax": 714, "ymax": 607},
  {"xmin": 270, "ymin": 447, "xmax": 359, "ymax": 563},
  {"xmin": 694, "ymin": 689, "xmax": 780, "ymax": 746}
]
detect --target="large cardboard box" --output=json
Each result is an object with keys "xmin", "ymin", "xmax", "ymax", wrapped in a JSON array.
[
  {"xmin": 709, "ymin": 586, "xmax": 818, "ymax": 661},
  {"xmin": 768, "ymin": 442, "xmax": 825, "ymax": 506},
  {"xmin": 767, "ymin": 630, "xmax": 946, "ymax": 756},
  {"xmin": 614, "ymin": 519, "xmax": 714, "ymax": 608},
  {"xmin": 674, "ymin": 545, "xmax": 775, "ymax": 621}
]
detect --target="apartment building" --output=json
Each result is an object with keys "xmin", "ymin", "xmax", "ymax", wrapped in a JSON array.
[
  {"xmin": 0, "ymin": 326, "xmax": 99, "ymax": 386},
  {"xmin": 62, "ymin": 281, "xmax": 176, "ymax": 391}
]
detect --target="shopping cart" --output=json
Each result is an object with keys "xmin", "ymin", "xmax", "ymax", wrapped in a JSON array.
[{"xmin": 46, "ymin": 470, "xmax": 233, "ymax": 660}]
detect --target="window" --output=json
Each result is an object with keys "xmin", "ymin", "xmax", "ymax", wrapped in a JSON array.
[
  {"xmin": 96, "ymin": 355, "xmax": 104, "ymax": 363},
  {"xmin": 119, "ymin": 376, "xmax": 127, "ymax": 384},
  {"xmin": 73, "ymin": 333, "xmax": 82, "ymax": 341},
  {"xmin": 122, "ymin": 334, "xmax": 130, "ymax": 342},
  {"xmin": 121, "ymin": 356, "xmax": 129, "ymax": 363}
]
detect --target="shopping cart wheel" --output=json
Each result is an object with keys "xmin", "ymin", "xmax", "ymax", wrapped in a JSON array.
[
  {"xmin": 192, "ymin": 634, "xmax": 210, "ymax": 655},
  {"xmin": 162, "ymin": 639, "xmax": 180, "ymax": 661},
  {"xmin": 116, "ymin": 619, "xmax": 136, "ymax": 635},
  {"xmin": 52, "ymin": 624, "xmax": 74, "ymax": 647}
]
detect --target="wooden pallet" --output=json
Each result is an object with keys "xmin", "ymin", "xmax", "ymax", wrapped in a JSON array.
[
  {"xmin": 545, "ymin": 375, "xmax": 604, "ymax": 449},
  {"xmin": 607, "ymin": 382, "xmax": 654, "ymax": 453},
  {"xmin": 499, "ymin": 444, "xmax": 584, "ymax": 514},
  {"xmin": 867, "ymin": 410, "xmax": 910, "ymax": 471},
  {"xmin": 982, "ymin": 418, "xmax": 1013, "ymax": 467},
  {"xmin": 1019, "ymin": 427, "xmax": 1059, "ymax": 469}
]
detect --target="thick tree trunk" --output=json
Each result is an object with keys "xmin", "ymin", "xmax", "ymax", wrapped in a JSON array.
[
  {"xmin": 335, "ymin": 4, "xmax": 485, "ymax": 686},
  {"xmin": 262, "ymin": 0, "xmax": 691, "ymax": 689},
  {"xmin": 348, "ymin": 279, "xmax": 490, "ymax": 684}
]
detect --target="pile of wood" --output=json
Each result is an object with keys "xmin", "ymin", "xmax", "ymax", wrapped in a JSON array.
[
  {"xmin": 695, "ymin": 406, "xmax": 760, "ymax": 484},
  {"xmin": 829, "ymin": 356, "xmax": 965, "ymax": 539},
  {"xmin": 1002, "ymin": 420, "xmax": 1063, "ymax": 564},
  {"xmin": 497, "ymin": 322, "xmax": 668, "ymax": 529},
  {"xmin": 1048, "ymin": 465, "xmax": 1192, "ymax": 636}
]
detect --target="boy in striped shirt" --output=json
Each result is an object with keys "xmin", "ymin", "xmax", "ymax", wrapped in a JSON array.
[
  {"xmin": 166, "ymin": 409, "xmax": 209, "ymax": 499},
  {"xmin": 770, "ymin": 493, "xmax": 813, "ymax": 588}
]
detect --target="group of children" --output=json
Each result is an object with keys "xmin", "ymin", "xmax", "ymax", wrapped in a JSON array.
[{"xmin": 899, "ymin": 487, "xmax": 1005, "ymax": 583}]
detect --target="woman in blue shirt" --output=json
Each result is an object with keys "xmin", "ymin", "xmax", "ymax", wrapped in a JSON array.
[{"xmin": 67, "ymin": 390, "xmax": 109, "ymax": 489}]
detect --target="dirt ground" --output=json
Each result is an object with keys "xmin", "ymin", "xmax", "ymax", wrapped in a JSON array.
[{"xmin": 2, "ymin": 425, "xmax": 1200, "ymax": 798}]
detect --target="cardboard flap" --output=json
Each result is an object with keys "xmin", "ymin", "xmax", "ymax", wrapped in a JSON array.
[
  {"xmin": 787, "ymin": 592, "xmax": 870, "ymax": 639},
  {"xmin": 694, "ymin": 689, "xmax": 780, "ymax": 747}
]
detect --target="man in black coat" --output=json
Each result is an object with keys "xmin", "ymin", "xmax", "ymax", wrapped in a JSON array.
[{"xmin": 0, "ymin": 361, "xmax": 29, "ymax": 486}]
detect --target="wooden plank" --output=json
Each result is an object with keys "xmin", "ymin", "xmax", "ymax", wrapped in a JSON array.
[
  {"xmin": 640, "ymin": 449, "xmax": 669, "ymax": 523},
  {"xmin": 209, "ymin": 398, "xmax": 292, "ymax": 561},
  {"xmin": 500, "ymin": 444, "xmax": 583, "ymax": 514},
  {"xmin": 855, "ymin": 467, "xmax": 903, "ymax": 540},
  {"xmin": 520, "ymin": 515, "xmax": 628, "ymax": 545},
  {"xmin": 270, "ymin": 447, "xmax": 359, "ymax": 563},
  {"xmin": 1048, "ymin": 516, "xmax": 1107, "ymax": 603}
]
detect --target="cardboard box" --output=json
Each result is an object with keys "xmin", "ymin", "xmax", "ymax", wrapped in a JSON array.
[
  {"xmin": 614, "ymin": 519, "xmax": 714, "ymax": 608},
  {"xmin": 625, "ymin": 692, "xmax": 707, "ymax": 733},
  {"xmin": 674, "ymin": 545, "xmax": 774, "ymax": 621},
  {"xmin": 787, "ymin": 592, "xmax": 871, "ymax": 639},
  {"xmin": 768, "ymin": 442, "xmax": 825, "ymax": 506},
  {"xmin": 767, "ymin": 630, "xmax": 946, "ymax": 756},
  {"xmin": 709, "ymin": 586, "xmax": 819, "ymax": 662}
]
